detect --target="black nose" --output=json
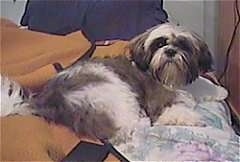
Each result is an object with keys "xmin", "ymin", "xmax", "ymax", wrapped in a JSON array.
[{"xmin": 165, "ymin": 49, "xmax": 177, "ymax": 57}]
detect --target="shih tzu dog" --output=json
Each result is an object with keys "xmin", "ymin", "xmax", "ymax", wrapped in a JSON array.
[{"xmin": 1, "ymin": 23, "xmax": 212, "ymax": 143}]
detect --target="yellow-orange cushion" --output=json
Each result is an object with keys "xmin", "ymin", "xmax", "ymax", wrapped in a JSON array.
[
  {"xmin": 93, "ymin": 40, "xmax": 129, "ymax": 59},
  {"xmin": 1, "ymin": 19, "xmax": 91, "ymax": 89}
]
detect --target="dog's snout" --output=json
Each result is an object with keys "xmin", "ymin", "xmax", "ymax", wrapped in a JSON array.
[{"xmin": 165, "ymin": 49, "xmax": 177, "ymax": 57}]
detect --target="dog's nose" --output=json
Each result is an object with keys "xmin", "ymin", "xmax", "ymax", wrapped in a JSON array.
[{"xmin": 165, "ymin": 49, "xmax": 177, "ymax": 57}]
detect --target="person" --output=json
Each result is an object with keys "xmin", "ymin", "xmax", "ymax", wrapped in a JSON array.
[{"xmin": 21, "ymin": 0, "xmax": 168, "ymax": 42}]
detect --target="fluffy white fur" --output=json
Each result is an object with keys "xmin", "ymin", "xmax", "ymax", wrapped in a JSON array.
[
  {"xmin": 1, "ymin": 73, "xmax": 227, "ymax": 128},
  {"xmin": 0, "ymin": 75, "xmax": 33, "ymax": 117},
  {"xmin": 156, "ymin": 90, "xmax": 205, "ymax": 127},
  {"xmin": 61, "ymin": 62, "xmax": 146, "ymax": 138}
]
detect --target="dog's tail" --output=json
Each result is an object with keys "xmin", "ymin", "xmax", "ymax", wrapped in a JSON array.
[
  {"xmin": 0, "ymin": 75, "xmax": 33, "ymax": 117},
  {"xmin": 30, "ymin": 82, "xmax": 118, "ymax": 140}
]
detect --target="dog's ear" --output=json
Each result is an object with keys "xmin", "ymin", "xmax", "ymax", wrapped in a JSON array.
[
  {"xmin": 191, "ymin": 33, "xmax": 214, "ymax": 73},
  {"xmin": 128, "ymin": 32, "xmax": 152, "ymax": 71},
  {"xmin": 198, "ymin": 43, "xmax": 213, "ymax": 73}
]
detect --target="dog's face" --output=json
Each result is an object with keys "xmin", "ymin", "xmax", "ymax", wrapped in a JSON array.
[{"xmin": 129, "ymin": 23, "xmax": 213, "ymax": 88}]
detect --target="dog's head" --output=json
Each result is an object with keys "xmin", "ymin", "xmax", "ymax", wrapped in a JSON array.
[{"xmin": 129, "ymin": 23, "xmax": 213, "ymax": 88}]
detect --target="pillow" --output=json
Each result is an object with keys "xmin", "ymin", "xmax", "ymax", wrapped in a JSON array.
[
  {"xmin": 20, "ymin": 0, "xmax": 168, "ymax": 42},
  {"xmin": 182, "ymin": 76, "xmax": 228, "ymax": 102}
]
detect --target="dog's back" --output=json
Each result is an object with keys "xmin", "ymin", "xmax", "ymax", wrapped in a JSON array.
[{"xmin": 31, "ymin": 57, "xmax": 145, "ymax": 140}]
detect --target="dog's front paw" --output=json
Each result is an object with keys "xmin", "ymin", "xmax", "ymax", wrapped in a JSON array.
[{"xmin": 155, "ymin": 106, "xmax": 206, "ymax": 127}]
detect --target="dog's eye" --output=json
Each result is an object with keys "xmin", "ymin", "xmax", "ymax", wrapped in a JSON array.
[
  {"xmin": 175, "ymin": 37, "xmax": 193, "ymax": 53},
  {"xmin": 156, "ymin": 37, "xmax": 167, "ymax": 47},
  {"xmin": 149, "ymin": 37, "xmax": 168, "ymax": 53}
]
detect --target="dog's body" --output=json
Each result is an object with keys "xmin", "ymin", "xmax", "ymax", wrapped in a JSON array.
[
  {"xmin": 32, "ymin": 56, "xmax": 175, "ymax": 141},
  {"xmin": 2, "ymin": 23, "xmax": 213, "ymax": 143},
  {"xmin": 31, "ymin": 24, "xmax": 212, "ymax": 142}
]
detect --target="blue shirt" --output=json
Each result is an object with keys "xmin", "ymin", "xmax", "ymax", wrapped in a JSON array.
[{"xmin": 21, "ymin": 0, "xmax": 168, "ymax": 42}]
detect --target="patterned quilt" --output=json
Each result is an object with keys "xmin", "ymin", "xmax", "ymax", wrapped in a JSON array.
[{"xmin": 114, "ymin": 77, "xmax": 240, "ymax": 161}]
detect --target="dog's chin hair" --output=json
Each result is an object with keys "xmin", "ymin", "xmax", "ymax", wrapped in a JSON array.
[
  {"xmin": 150, "ymin": 52, "xmax": 188, "ymax": 88},
  {"xmin": 158, "ymin": 65, "xmax": 186, "ymax": 89}
]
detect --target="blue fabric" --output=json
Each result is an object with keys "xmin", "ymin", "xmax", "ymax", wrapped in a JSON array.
[{"xmin": 21, "ymin": 0, "xmax": 168, "ymax": 42}]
